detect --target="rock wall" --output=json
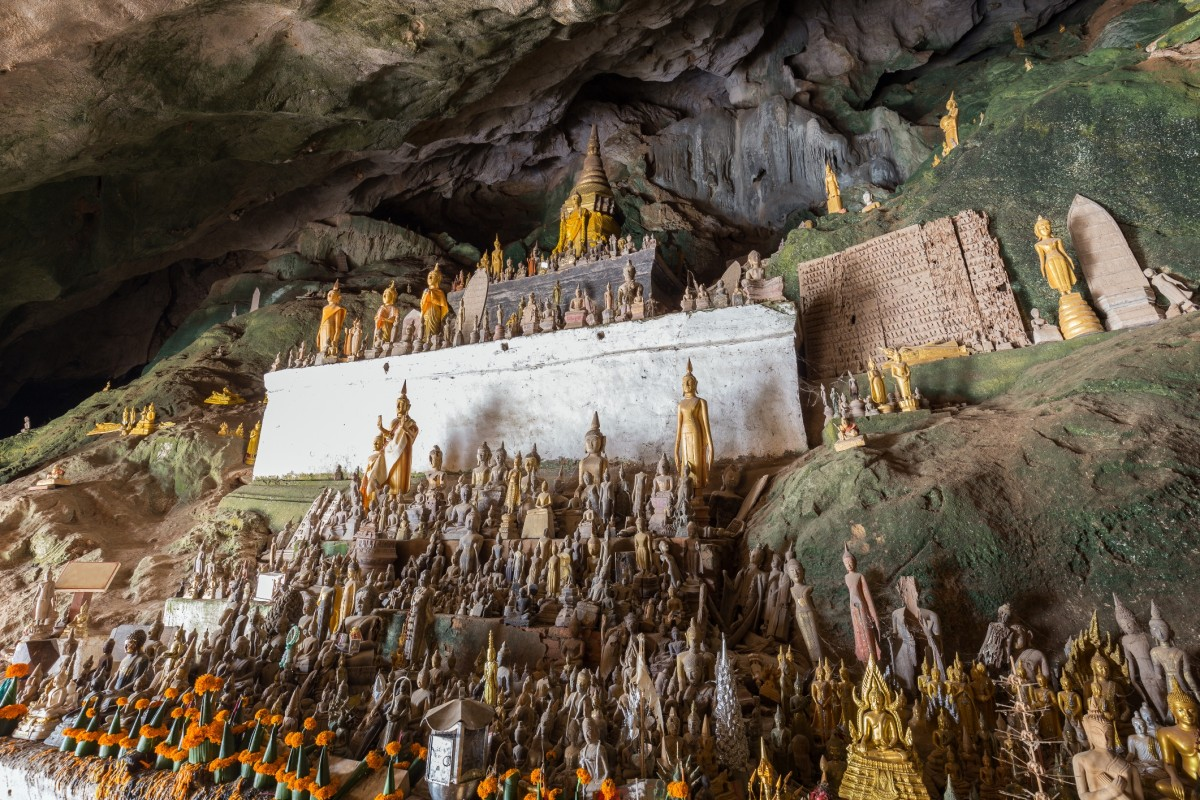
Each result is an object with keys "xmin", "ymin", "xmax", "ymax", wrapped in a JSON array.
[{"xmin": 255, "ymin": 304, "xmax": 805, "ymax": 480}]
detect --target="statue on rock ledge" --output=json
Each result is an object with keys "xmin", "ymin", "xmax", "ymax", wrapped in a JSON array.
[{"xmin": 377, "ymin": 382, "xmax": 419, "ymax": 497}]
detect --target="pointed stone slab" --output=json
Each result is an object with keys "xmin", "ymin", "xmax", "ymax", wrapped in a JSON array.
[
  {"xmin": 461, "ymin": 268, "xmax": 490, "ymax": 331},
  {"xmin": 1067, "ymin": 194, "xmax": 1161, "ymax": 330}
]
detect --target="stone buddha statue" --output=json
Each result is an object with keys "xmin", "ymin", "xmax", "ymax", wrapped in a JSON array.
[
  {"xmin": 1073, "ymin": 709, "xmax": 1143, "ymax": 800},
  {"xmin": 374, "ymin": 280, "xmax": 400, "ymax": 347},
  {"xmin": 316, "ymin": 280, "xmax": 347, "ymax": 356},
  {"xmin": 616, "ymin": 261, "xmax": 643, "ymax": 317},
  {"xmin": 578, "ymin": 412, "xmax": 608, "ymax": 488},
  {"xmin": 553, "ymin": 125, "xmax": 621, "ymax": 257},
  {"xmin": 471, "ymin": 442, "xmax": 493, "ymax": 487},
  {"xmin": 674, "ymin": 360, "xmax": 714, "ymax": 492},
  {"xmin": 106, "ymin": 629, "xmax": 151, "ymax": 697},
  {"xmin": 377, "ymin": 382, "xmax": 419, "ymax": 497},
  {"xmin": 420, "ymin": 263, "xmax": 450, "ymax": 342}
]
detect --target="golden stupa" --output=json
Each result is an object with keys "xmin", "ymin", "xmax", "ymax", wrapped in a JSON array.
[{"xmin": 552, "ymin": 124, "xmax": 622, "ymax": 257}]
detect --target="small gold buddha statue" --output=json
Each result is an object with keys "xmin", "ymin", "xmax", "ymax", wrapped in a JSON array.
[
  {"xmin": 940, "ymin": 93, "xmax": 960, "ymax": 156},
  {"xmin": 490, "ymin": 235, "xmax": 504, "ymax": 281},
  {"xmin": 674, "ymin": 360, "xmax": 714, "ymax": 491},
  {"xmin": 419, "ymin": 264, "xmax": 450, "ymax": 343},
  {"xmin": 553, "ymin": 125, "xmax": 622, "ymax": 257},
  {"xmin": 316, "ymin": 280, "xmax": 347, "ymax": 356},
  {"xmin": 824, "ymin": 161, "xmax": 845, "ymax": 215},
  {"xmin": 1157, "ymin": 679, "xmax": 1200, "ymax": 799},
  {"xmin": 1033, "ymin": 216, "xmax": 1104, "ymax": 339},
  {"xmin": 204, "ymin": 386, "xmax": 246, "ymax": 406},
  {"xmin": 244, "ymin": 420, "xmax": 261, "ymax": 466}
]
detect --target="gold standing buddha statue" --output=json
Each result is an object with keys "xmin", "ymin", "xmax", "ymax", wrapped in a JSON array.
[
  {"xmin": 419, "ymin": 264, "xmax": 450, "ymax": 342},
  {"xmin": 316, "ymin": 281, "xmax": 347, "ymax": 356},
  {"xmin": 378, "ymin": 382, "xmax": 419, "ymax": 497},
  {"xmin": 940, "ymin": 93, "xmax": 959, "ymax": 156},
  {"xmin": 674, "ymin": 360, "xmax": 714, "ymax": 491},
  {"xmin": 1034, "ymin": 216, "xmax": 1104, "ymax": 339},
  {"xmin": 839, "ymin": 655, "xmax": 932, "ymax": 800},
  {"xmin": 374, "ymin": 280, "xmax": 400, "ymax": 345},
  {"xmin": 553, "ymin": 125, "xmax": 622, "ymax": 257},
  {"xmin": 824, "ymin": 161, "xmax": 844, "ymax": 214}
]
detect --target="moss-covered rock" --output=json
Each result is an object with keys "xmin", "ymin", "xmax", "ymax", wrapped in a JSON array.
[{"xmin": 748, "ymin": 312, "xmax": 1200, "ymax": 654}]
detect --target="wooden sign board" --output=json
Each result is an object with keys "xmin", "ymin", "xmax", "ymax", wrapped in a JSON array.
[{"xmin": 55, "ymin": 561, "xmax": 120, "ymax": 593}]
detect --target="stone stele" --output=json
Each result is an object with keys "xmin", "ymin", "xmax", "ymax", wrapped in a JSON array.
[
  {"xmin": 1067, "ymin": 194, "xmax": 1161, "ymax": 330},
  {"xmin": 255, "ymin": 302, "xmax": 805, "ymax": 478}
]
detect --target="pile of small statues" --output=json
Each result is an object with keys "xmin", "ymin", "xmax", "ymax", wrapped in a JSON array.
[{"xmin": 6, "ymin": 363, "xmax": 1200, "ymax": 800}]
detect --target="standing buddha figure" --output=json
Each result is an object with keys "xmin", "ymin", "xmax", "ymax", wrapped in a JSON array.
[
  {"xmin": 490, "ymin": 235, "xmax": 504, "ymax": 281},
  {"xmin": 420, "ymin": 264, "xmax": 450, "ymax": 343},
  {"xmin": 1034, "ymin": 215, "xmax": 1104, "ymax": 339},
  {"xmin": 866, "ymin": 358, "xmax": 888, "ymax": 405},
  {"xmin": 374, "ymin": 281, "xmax": 400, "ymax": 346},
  {"xmin": 316, "ymin": 281, "xmax": 347, "ymax": 356},
  {"xmin": 378, "ymin": 382, "xmax": 419, "ymax": 497},
  {"xmin": 824, "ymin": 161, "xmax": 844, "ymax": 214},
  {"xmin": 940, "ymin": 93, "xmax": 959, "ymax": 156},
  {"xmin": 674, "ymin": 360, "xmax": 714, "ymax": 492}
]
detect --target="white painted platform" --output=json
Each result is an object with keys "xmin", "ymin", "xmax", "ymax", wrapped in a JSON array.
[{"xmin": 256, "ymin": 304, "xmax": 805, "ymax": 479}]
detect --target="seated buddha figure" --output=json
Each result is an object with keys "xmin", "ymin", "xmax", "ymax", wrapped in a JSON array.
[
  {"xmin": 1158, "ymin": 679, "xmax": 1200, "ymax": 800},
  {"xmin": 839, "ymin": 655, "xmax": 931, "ymax": 800}
]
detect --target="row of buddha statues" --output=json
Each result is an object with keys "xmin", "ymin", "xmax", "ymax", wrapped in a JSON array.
[
  {"xmin": 474, "ymin": 231, "xmax": 655, "ymax": 284},
  {"xmin": 12, "ymin": 507, "xmax": 1200, "ymax": 800},
  {"xmin": 283, "ymin": 257, "xmax": 659, "ymax": 374}
]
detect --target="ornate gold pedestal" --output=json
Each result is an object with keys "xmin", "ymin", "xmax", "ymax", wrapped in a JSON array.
[
  {"xmin": 839, "ymin": 748, "xmax": 932, "ymax": 800},
  {"xmin": 1057, "ymin": 291, "xmax": 1104, "ymax": 340}
]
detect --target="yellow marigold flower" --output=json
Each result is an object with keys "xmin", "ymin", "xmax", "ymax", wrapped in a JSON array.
[
  {"xmin": 524, "ymin": 793, "xmax": 536, "ymax": 800},
  {"xmin": 386, "ymin": 741, "xmax": 403, "ymax": 758},
  {"xmin": 4, "ymin": 663, "xmax": 30, "ymax": 679},
  {"xmin": 365, "ymin": 751, "xmax": 384, "ymax": 771},
  {"xmin": 303, "ymin": 717, "xmax": 317, "ymax": 731},
  {"xmin": 530, "ymin": 769, "xmax": 544, "ymax": 785},
  {"xmin": 271, "ymin": 714, "xmax": 283, "ymax": 727},
  {"xmin": 667, "ymin": 781, "xmax": 689, "ymax": 799},
  {"xmin": 164, "ymin": 688, "xmax": 180, "ymax": 700},
  {"xmin": 85, "ymin": 708, "xmax": 96, "ymax": 719},
  {"xmin": 285, "ymin": 732, "xmax": 304, "ymax": 749},
  {"xmin": 547, "ymin": 789, "xmax": 562, "ymax": 800},
  {"xmin": 477, "ymin": 774, "xmax": 499, "ymax": 799},
  {"xmin": 115, "ymin": 697, "xmax": 128, "ymax": 707},
  {"xmin": 316, "ymin": 731, "xmax": 334, "ymax": 747},
  {"xmin": 502, "ymin": 768, "xmax": 520, "ymax": 782},
  {"xmin": 576, "ymin": 768, "xmax": 592, "ymax": 786},
  {"xmin": 134, "ymin": 699, "xmax": 150, "ymax": 711}
]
